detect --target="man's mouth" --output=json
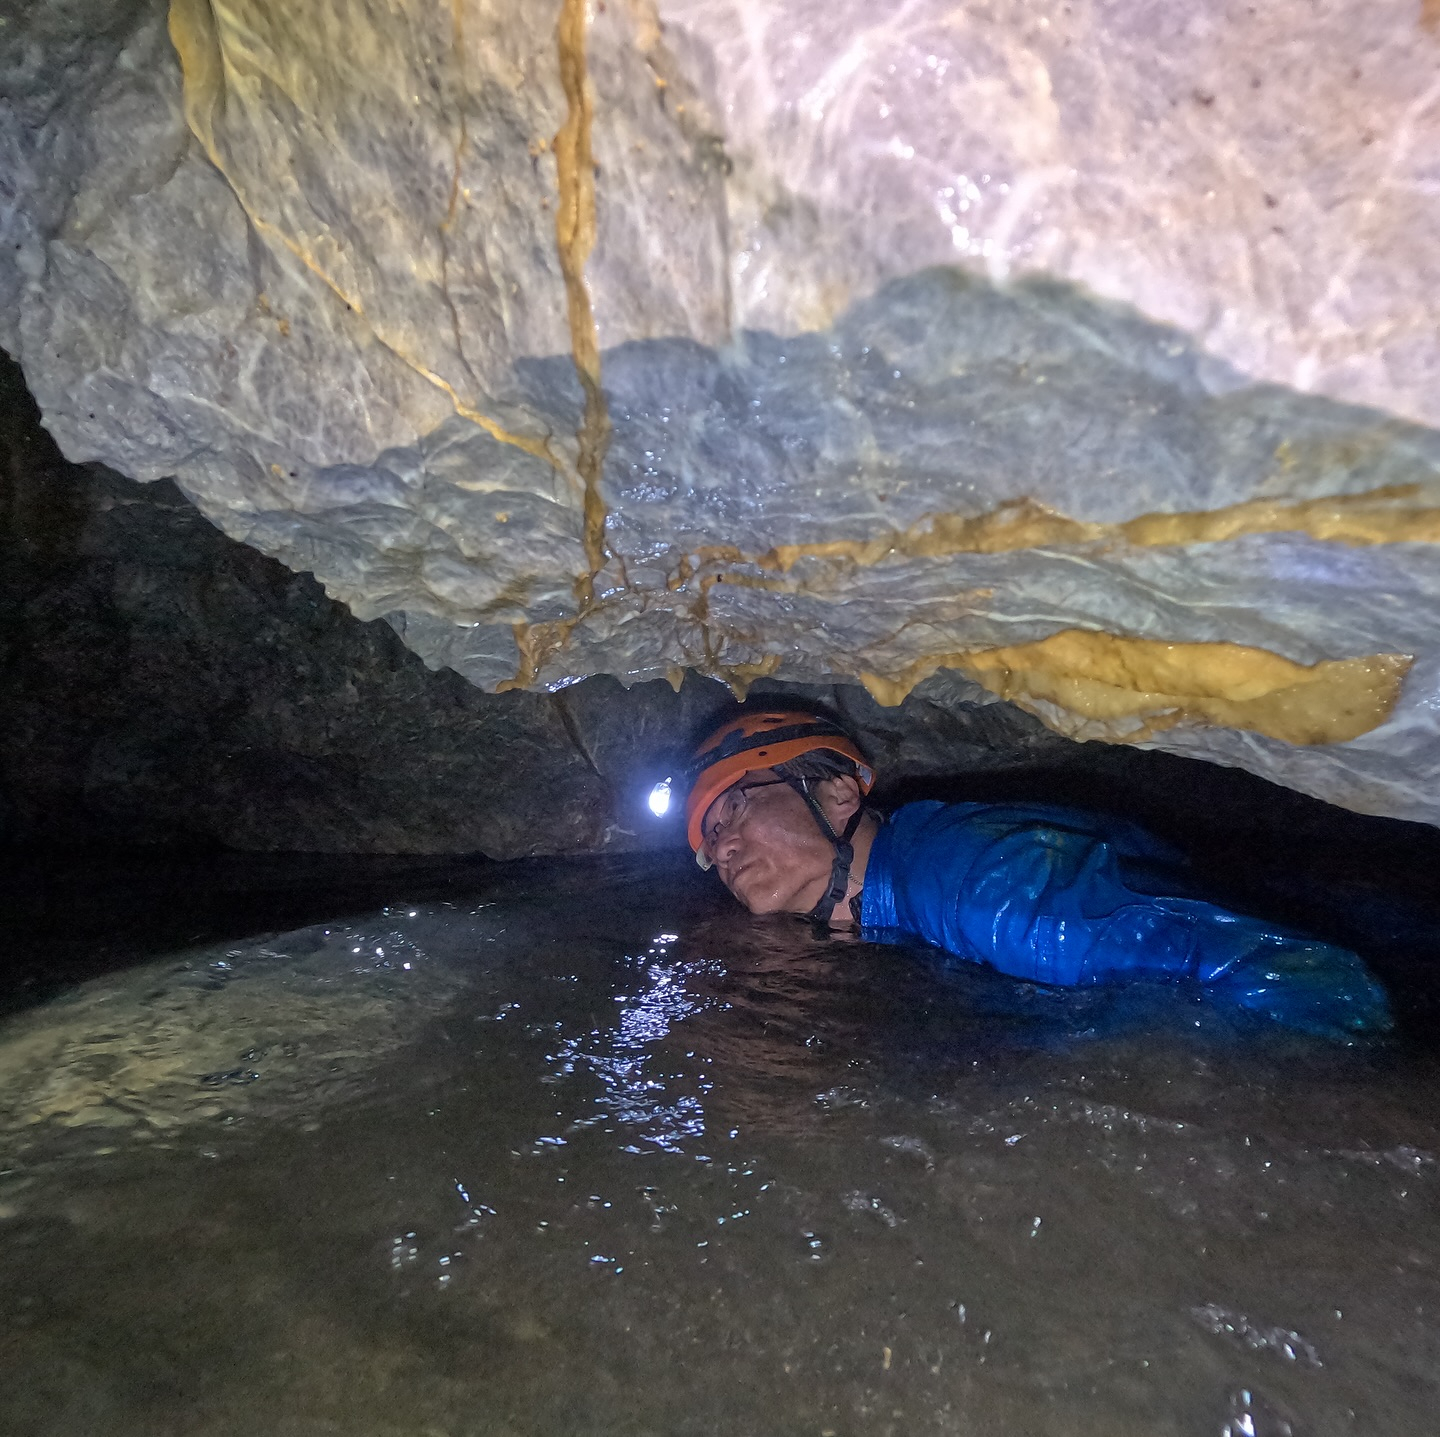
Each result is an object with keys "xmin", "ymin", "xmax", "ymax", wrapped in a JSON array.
[{"xmin": 723, "ymin": 855, "xmax": 755, "ymax": 891}]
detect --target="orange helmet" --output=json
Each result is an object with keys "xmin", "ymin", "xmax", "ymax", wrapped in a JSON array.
[{"xmin": 684, "ymin": 709, "xmax": 873, "ymax": 858}]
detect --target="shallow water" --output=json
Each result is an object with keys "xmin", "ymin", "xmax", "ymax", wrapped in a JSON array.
[{"xmin": 3, "ymin": 854, "xmax": 1439, "ymax": 1436}]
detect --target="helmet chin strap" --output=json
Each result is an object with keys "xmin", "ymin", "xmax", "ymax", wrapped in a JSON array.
[{"xmin": 787, "ymin": 779, "xmax": 867, "ymax": 928}]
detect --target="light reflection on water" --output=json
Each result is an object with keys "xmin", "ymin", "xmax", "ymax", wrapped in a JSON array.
[
  {"xmin": 1, "ymin": 853, "xmax": 1438, "ymax": 1436},
  {"xmin": 539, "ymin": 933, "xmax": 719, "ymax": 1154}
]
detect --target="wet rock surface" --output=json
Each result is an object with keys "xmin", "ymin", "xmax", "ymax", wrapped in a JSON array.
[
  {"xmin": 0, "ymin": 345, "xmax": 1065, "ymax": 857},
  {"xmin": 2, "ymin": 0, "xmax": 1438, "ymax": 824},
  {"xmin": 9, "ymin": 329, "xmax": 1440, "ymax": 969},
  {"xmin": 0, "ymin": 350, "xmax": 617, "ymax": 856}
]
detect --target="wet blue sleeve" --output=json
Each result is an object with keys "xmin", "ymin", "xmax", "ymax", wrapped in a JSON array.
[{"xmin": 862, "ymin": 802, "xmax": 1390, "ymax": 1039}]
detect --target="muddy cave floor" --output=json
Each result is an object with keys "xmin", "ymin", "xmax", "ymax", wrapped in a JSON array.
[{"xmin": 2, "ymin": 805, "xmax": 1440, "ymax": 1437}]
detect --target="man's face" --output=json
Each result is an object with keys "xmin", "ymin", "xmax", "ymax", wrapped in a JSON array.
[{"xmin": 701, "ymin": 768, "xmax": 859, "ymax": 915}]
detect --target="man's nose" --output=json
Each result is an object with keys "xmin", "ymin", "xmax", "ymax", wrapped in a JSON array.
[{"xmin": 712, "ymin": 822, "xmax": 744, "ymax": 869}]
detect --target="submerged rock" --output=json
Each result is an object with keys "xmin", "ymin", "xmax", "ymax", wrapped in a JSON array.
[{"xmin": 2, "ymin": 0, "xmax": 1438, "ymax": 822}]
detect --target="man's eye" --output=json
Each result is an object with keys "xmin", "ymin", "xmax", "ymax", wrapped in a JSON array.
[{"xmin": 705, "ymin": 795, "xmax": 740, "ymax": 845}]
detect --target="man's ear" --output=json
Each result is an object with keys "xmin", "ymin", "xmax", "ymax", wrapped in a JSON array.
[{"xmin": 814, "ymin": 773, "xmax": 862, "ymax": 824}]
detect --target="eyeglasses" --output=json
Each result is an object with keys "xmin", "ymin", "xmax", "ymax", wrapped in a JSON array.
[{"xmin": 701, "ymin": 777, "xmax": 791, "ymax": 852}]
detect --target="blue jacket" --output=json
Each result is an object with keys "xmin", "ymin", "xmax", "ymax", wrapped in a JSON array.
[{"xmin": 860, "ymin": 801, "xmax": 1391, "ymax": 1038}]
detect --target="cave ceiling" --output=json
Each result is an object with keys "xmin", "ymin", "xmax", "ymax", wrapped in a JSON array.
[{"xmin": 3, "ymin": 0, "xmax": 1440, "ymax": 825}]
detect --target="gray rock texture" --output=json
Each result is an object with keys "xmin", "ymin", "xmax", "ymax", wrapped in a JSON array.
[
  {"xmin": 1, "ymin": 344, "xmax": 1068, "ymax": 856},
  {"xmin": 3, "ymin": 0, "xmax": 1439, "ymax": 824},
  {"xmin": 0, "ymin": 381, "xmax": 588, "ymax": 855},
  {"xmin": 11, "ymin": 344, "xmax": 1440, "ymax": 897}
]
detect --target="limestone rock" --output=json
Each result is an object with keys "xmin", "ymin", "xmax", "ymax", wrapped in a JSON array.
[
  {"xmin": 5, "ymin": 346, "xmax": 1074, "ymax": 856},
  {"xmin": 0, "ymin": 353, "xmax": 617, "ymax": 856},
  {"xmin": 11, "ymin": 345, "xmax": 1440, "ymax": 876},
  {"xmin": 3, "ymin": 0, "xmax": 1439, "ymax": 824}
]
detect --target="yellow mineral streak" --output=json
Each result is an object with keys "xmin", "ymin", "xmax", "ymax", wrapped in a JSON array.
[
  {"xmin": 496, "ymin": 617, "xmax": 581, "ymax": 693},
  {"xmin": 161, "ymin": 2, "xmax": 1436, "ymax": 732},
  {"xmin": 702, "ymin": 571, "xmax": 798, "ymax": 595},
  {"xmin": 493, "ymin": 0, "xmax": 624, "ymax": 693},
  {"xmin": 761, "ymin": 486, "xmax": 1440, "ymax": 572},
  {"xmin": 667, "ymin": 546, "xmax": 746, "ymax": 592},
  {"xmin": 554, "ymin": 0, "xmax": 616, "ymax": 603},
  {"xmin": 500, "ymin": 610, "xmax": 776, "ymax": 700},
  {"xmin": 860, "ymin": 630, "xmax": 1412, "ymax": 746},
  {"xmin": 166, "ymin": 0, "xmax": 557, "ymax": 468},
  {"xmin": 718, "ymin": 652, "xmax": 783, "ymax": 700}
]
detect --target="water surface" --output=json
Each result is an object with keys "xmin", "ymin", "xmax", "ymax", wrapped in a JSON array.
[{"xmin": 2, "ymin": 855, "xmax": 1438, "ymax": 1436}]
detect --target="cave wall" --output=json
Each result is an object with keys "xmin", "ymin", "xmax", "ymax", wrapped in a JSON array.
[
  {"xmin": 0, "ymin": 346, "xmax": 1080, "ymax": 856},
  {"xmin": 12, "ymin": 338, "xmax": 1440, "ymax": 886},
  {"xmin": 0, "ymin": 352, "xmax": 610, "ymax": 856},
  {"xmin": 21, "ymin": 341, "xmax": 1435, "ymax": 866},
  {"xmin": 2, "ymin": 0, "xmax": 1439, "ymax": 828}
]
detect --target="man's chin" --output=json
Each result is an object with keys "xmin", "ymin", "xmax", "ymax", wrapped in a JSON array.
[
  {"xmin": 730, "ymin": 876, "xmax": 815, "ymax": 917},
  {"xmin": 726, "ymin": 870, "xmax": 787, "ymax": 916}
]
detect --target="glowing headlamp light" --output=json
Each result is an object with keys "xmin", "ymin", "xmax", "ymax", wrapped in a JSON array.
[{"xmin": 647, "ymin": 777, "xmax": 673, "ymax": 817}]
